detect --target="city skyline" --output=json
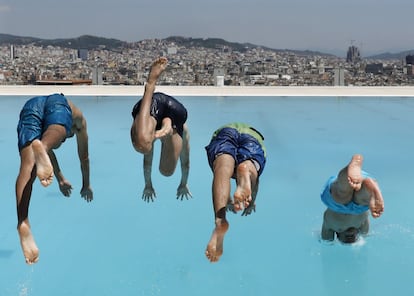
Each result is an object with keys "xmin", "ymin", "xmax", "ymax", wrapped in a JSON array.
[{"xmin": 0, "ymin": 0, "xmax": 413, "ymax": 56}]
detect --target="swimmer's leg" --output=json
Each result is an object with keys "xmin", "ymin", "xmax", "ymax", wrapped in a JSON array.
[
  {"xmin": 33, "ymin": 124, "xmax": 67, "ymax": 186},
  {"xmin": 331, "ymin": 154, "xmax": 364, "ymax": 204},
  {"xmin": 233, "ymin": 160, "xmax": 257, "ymax": 211},
  {"xmin": 18, "ymin": 219, "xmax": 39, "ymax": 264},
  {"xmin": 132, "ymin": 57, "xmax": 168, "ymax": 153},
  {"xmin": 15, "ymin": 152, "xmax": 39, "ymax": 264},
  {"xmin": 32, "ymin": 140, "xmax": 53, "ymax": 187},
  {"xmin": 159, "ymin": 130, "xmax": 181, "ymax": 177},
  {"xmin": 355, "ymin": 178, "xmax": 384, "ymax": 218},
  {"xmin": 205, "ymin": 154, "xmax": 234, "ymax": 263}
]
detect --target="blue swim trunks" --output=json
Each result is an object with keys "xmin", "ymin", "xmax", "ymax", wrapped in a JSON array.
[
  {"xmin": 131, "ymin": 92, "xmax": 187, "ymax": 137},
  {"xmin": 17, "ymin": 93, "xmax": 73, "ymax": 151},
  {"xmin": 205, "ymin": 125, "xmax": 266, "ymax": 177},
  {"xmin": 320, "ymin": 170, "xmax": 372, "ymax": 214}
]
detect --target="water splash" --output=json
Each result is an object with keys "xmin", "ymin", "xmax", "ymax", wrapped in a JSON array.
[{"xmin": 18, "ymin": 266, "xmax": 34, "ymax": 296}]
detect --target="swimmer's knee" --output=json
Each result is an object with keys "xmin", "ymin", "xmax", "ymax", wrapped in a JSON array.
[
  {"xmin": 159, "ymin": 161, "xmax": 178, "ymax": 176},
  {"xmin": 159, "ymin": 167, "xmax": 175, "ymax": 176},
  {"xmin": 236, "ymin": 162, "xmax": 250, "ymax": 174},
  {"xmin": 132, "ymin": 140, "xmax": 152, "ymax": 154}
]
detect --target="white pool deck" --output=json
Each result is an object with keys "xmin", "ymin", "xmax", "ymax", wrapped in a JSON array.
[{"xmin": 1, "ymin": 85, "xmax": 414, "ymax": 97}]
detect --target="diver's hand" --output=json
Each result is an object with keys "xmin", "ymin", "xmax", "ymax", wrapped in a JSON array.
[
  {"xmin": 226, "ymin": 199, "xmax": 237, "ymax": 214},
  {"xmin": 176, "ymin": 184, "xmax": 192, "ymax": 200},
  {"xmin": 241, "ymin": 203, "xmax": 256, "ymax": 216},
  {"xmin": 142, "ymin": 186, "xmax": 157, "ymax": 202},
  {"xmin": 59, "ymin": 179, "xmax": 73, "ymax": 197},
  {"xmin": 80, "ymin": 186, "xmax": 93, "ymax": 202}
]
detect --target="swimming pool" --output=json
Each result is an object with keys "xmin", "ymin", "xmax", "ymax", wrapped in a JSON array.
[{"xmin": 1, "ymin": 94, "xmax": 413, "ymax": 296}]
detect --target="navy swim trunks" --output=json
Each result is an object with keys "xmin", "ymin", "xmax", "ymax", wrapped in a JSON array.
[
  {"xmin": 205, "ymin": 126, "xmax": 266, "ymax": 177},
  {"xmin": 17, "ymin": 93, "xmax": 73, "ymax": 150},
  {"xmin": 131, "ymin": 92, "xmax": 187, "ymax": 137}
]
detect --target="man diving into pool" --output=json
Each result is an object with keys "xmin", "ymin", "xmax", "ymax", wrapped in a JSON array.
[
  {"xmin": 130, "ymin": 57, "xmax": 191, "ymax": 201},
  {"xmin": 16, "ymin": 93, "xmax": 93, "ymax": 264},
  {"xmin": 320, "ymin": 154, "xmax": 384, "ymax": 243},
  {"xmin": 204, "ymin": 123, "xmax": 266, "ymax": 262}
]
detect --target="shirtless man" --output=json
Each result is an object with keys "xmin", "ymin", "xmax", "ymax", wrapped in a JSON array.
[
  {"xmin": 204, "ymin": 123, "xmax": 266, "ymax": 262},
  {"xmin": 130, "ymin": 57, "xmax": 191, "ymax": 201},
  {"xmin": 320, "ymin": 154, "xmax": 384, "ymax": 243},
  {"xmin": 16, "ymin": 93, "xmax": 93, "ymax": 264}
]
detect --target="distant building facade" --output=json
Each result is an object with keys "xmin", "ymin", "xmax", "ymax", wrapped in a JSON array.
[
  {"xmin": 333, "ymin": 68, "xmax": 344, "ymax": 86},
  {"xmin": 213, "ymin": 68, "xmax": 225, "ymax": 86},
  {"xmin": 92, "ymin": 67, "xmax": 103, "ymax": 85},
  {"xmin": 77, "ymin": 49, "xmax": 88, "ymax": 61},
  {"xmin": 346, "ymin": 45, "xmax": 361, "ymax": 63},
  {"xmin": 365, "ymin": 63, "xmax": 383, "ymax": 75},
  {"xmin": 407, "ymin": 64, "xmax": 414, "ymax": 76},
  {"xmin": 10, "ymin": 45, "xmax": 15, "ymax": 60},
  {"xmin": 167, "ymin": 47, "xmax": 177, "ymax": 55},
  {"xmin": 406, "ymin": 54, "xmax": 414, "ymax": 65}
]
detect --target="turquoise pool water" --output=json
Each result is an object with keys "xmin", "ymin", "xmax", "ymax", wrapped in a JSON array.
[{"xmin": 1, "ymin": 95, "xmax": 413, "ymax": 295}]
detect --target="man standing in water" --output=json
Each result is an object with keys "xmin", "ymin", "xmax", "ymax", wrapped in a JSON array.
[
  {"xmin": 130, "ymin": 57, "xmax": 191, "ymax": 201},
  {"xmin": 204, "ymin": 123, "xmax": 266, "ymax": 262},
  {"xmin": 16, "ymin": 93, "xmax": 93, "ymax": 264},
  {"xmin": 320, "ymin": 154, "xmax": 384, "ymax": 243}
]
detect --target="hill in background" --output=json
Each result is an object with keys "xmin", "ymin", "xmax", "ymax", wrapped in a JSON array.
[
  {"xmin": 0, "ymin": 33, "xmax": 412, "ymax": 59},
  {"xmin": 0, "ymin": 33, "xmax": 126, "ymax": 50},
  {"xmin": 0, "ymin": 33, "xmax": 338, "ymax": 58}
]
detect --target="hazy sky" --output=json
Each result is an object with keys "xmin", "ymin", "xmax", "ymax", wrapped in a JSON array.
[{"xmin": 0, "ymin": 0, "xmax": 413, "ymax": 56}]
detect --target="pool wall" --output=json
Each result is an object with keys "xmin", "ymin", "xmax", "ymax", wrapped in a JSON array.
[{"xmin": 0, "ymin": 89, "xmax": 413, "ymax": 296}]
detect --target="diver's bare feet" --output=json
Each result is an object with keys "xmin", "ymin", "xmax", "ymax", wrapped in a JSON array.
[
  {"xmin": 364, "ymin": 178, "xmax": 385, "ymax": 218},
  {"xmin": 233, "ymin": 163, "xmax": 253, "ymax": 211},
  {"xmin": 205, "ymin": 219, "xmax": 229, "ymax": 263},
  {"xmin": 347, "ymin": 154, "xmax": 363, "ymax": 190},
  {"xmin": 154, "ymin": 117, "xmax": 173, "ymax": 139},
  {"xmin": 18, "ymin": 220, "xmax": 39, "ymax": 264},
  {"xmin": 32, "ymin": 140, "xmax": 53, "ymax": 186},
  {"xmin": 147, "ymin": 57, "xmax": 168, "ymax": 84}
]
